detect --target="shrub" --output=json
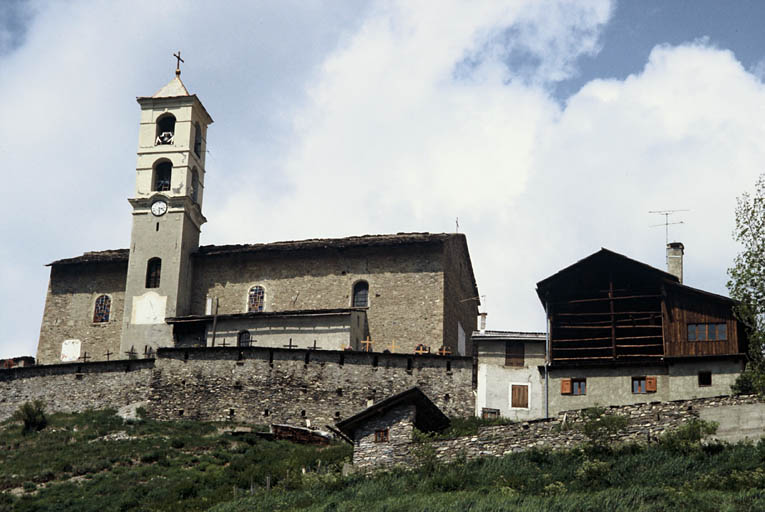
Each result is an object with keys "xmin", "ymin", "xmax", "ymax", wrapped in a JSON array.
[
  {"xmin": 660, "ymin": 419, "xmax": 718, "ymax": 454},
  {"xmin": 12, "ymin": 400, "xmax": 48, "ymax": 434},
  {"xmin": 580, "ymin": 407, "xmax": 628, "ymax": 450}
]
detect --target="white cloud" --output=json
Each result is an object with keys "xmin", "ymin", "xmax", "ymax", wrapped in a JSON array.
[{"xmin": 1, "ymin": 1, "xmax": 764, "ymax": 358}]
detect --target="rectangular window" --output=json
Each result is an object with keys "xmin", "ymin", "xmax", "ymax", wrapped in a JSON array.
[
  {"xmin": 632, "ymin": 376, "xmax": 647, "ymax": 394},
  {"xmin": 505, "ymin": 342, "xmax": 525, "ymax": 367},
  {"xmin": 374, "ymin": 428, "xmax": 389, "ymax": 443},
  {"xmin": 698, "ymin": 371, "xmax": 712, "ymax": 387},
  {"xmin": 687, "ymin": 323, "xmax": 727, "ymax": 341},
  {"xmin": 572, "ymin": 378, "xmax": 586, "ymax": 395},
  {"xmin": 510, "ymin": 384, "xmax": 529, "ymax": 408},
  {"xmin": 561, "ymin": 378, "xmax": 572, "ymax": 395},
  {"xmin": 482, "ymin": 408, "xmax": 500, "ymax": 419}
]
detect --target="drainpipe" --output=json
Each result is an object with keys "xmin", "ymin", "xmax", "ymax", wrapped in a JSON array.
[{"xmin": 545, "ymin": 302, "xmax": 550, "ymax": 419}]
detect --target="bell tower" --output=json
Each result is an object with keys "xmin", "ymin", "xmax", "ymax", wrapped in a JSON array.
[{"xmin": 120, "ymin": 58, "xmax": 213, "ymax": 356}]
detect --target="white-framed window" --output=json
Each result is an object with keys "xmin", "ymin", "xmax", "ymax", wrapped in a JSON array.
[
  {"xmin": 92, "ymin": 294, "xmax": 111, "ymax": 323},
  {"xmin": 248, "ymin": 285, "xmax": 265, "ymax": 312},
  {"xmin": 509, "ymin": 383, "xmax": 529, "ymax": 409}
]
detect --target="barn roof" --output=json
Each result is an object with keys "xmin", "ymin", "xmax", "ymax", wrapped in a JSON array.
[{"xmin": 335, "ymin": 387, "xmax": 449, "ymax": 439}]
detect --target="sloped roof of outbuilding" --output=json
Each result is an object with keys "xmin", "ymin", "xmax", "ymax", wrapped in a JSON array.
[{"xmin": 336, "ymin": 387, "xmax": 449, "ymax": 439}]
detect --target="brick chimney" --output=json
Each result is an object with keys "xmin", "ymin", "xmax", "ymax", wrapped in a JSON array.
[{"xmin": 667, "ymin": 242, "xmax": 684, "ymax": 283}]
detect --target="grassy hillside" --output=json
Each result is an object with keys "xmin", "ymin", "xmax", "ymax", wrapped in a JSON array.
[{"xmin": 2, "ymin": 408, "xmax": 764, "ymax": 511}]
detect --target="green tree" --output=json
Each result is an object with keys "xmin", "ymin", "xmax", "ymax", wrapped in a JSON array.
[{"xmin": 728, "ymin": 173, "xmax": 765, "ymax": 394}]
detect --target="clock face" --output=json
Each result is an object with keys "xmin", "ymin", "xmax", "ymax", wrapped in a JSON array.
[{"xmin": 151, "ymin": 200, "xmax": 168, "ymax": 217}]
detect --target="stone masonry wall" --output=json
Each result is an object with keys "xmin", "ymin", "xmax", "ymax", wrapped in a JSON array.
[
  {"xmin": 147, "ymin": 347, "xmax": 474, "ymax": 426},
  {"xmin": 353, "ymin": 394, "xmax": 762, "ymax": 472},
  {"xmin": 36, "ymin": 262, "xmax": 127, "ymax": 365},
  {"xmin": 0, "ymin": 360, "xmax": 154, "ymax": 421},
  {"xmin": 352, "ymin": 404, "xmax": 416, "ymax": 469},
  {"xmin": 190, "ymin": 245, "xmax": 445, "ymax": 355},
  {"xmin": 442, "ymin": 236, "xmax": 479, "ymax": 356}
]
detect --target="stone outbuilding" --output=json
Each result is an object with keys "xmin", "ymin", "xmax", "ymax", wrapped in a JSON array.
[{"xmin": 336, "ymin": 387, "xmax": 449, "ymax": 471}]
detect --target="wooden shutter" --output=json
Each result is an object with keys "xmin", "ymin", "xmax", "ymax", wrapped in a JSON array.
[
  {"xmin": 561, "ymin": 378, "xmax": 572, "ymax": 395},
  {"xmin": 505, "ymin": 342, "xmax": 525, "ymax": 367},
  {"xmin": 646, "ymin": 376, "xmax": 657, "ymax": 393},
  {"xmin": 511, "ymin": 385, "xmax": 529, "ymax": 408}
]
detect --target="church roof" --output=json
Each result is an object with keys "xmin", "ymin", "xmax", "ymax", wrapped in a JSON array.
[
  {"xmin": 47, "ymin": 232, "xmax": 466, "ymax": 265},
  {"xmin": 195, "ymin": 232, "xmax": 454, "ymax": 256},
  {"xmin": 150, "ymin": 75, "xmax": 190, "ymax": 98},
  {"xmin": 47, "ymin": 249, "xmax": 130, "ymax": 266}
]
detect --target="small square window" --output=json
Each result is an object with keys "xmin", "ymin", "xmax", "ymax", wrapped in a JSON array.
[
  {"xmin": 374, "ymin": 428, "xmax": 389, "ymax": 443},
  {"xmin": 572, "ymin": 378, "xmax": 586, "ymax": 395},
  {"xmin": 632, "ymin": 376, "xmax": 647, "ymax": 394},
  {"xmin": 698, "ymin": 371, "xmax": 712, "ymax": 387},
  {"xmin": 481, "ymin": 408, "xmax": 500, "ymax": 419}
]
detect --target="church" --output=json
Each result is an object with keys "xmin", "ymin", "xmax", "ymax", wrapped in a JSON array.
[{"xmin": 35, "ymin": 67, "xmax": 479, "ymax": 366}]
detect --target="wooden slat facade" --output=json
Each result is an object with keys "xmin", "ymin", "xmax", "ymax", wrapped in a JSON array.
[
  {"xmin": 663, "ymin": 285, "xmax": 740, "ymax": 357},
  {"xmin": 537, "ymin": 248, "xmax": 746, "ymax": 366}
]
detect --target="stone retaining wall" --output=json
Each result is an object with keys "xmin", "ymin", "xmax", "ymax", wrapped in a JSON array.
[
  {"xmin": 147, "ymin": 347, "xmax": 473, "ymax": 425},
  {"xmin": 1, "ymin": 348, "xmax": 474, "ymax": 427},
  {"xmin": 0, "ymin": 360, "xmax": 155, "ymax": 421},
  {"xmin": 354, "ymin": 395, "xmax": 762, "ymax": 472}
]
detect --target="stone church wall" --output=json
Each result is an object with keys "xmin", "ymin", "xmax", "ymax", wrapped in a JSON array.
[
  {"xmin": 147, "ymin": 347, "xmax": 473, "ymax": 425},
  {"xmin": 0, "ymin": 360, "xmax": 154, "ymax": 421},
  {"xmin": 36, "ymin": 262, "xmax": 127, "ymax": 365},
  {"xmin": 442, "ymin": 236, "xmax": 479, "ymax": 356},
  {"xmin": 190, "ymin": 245, "xmax": 446, "ymax": 354}
]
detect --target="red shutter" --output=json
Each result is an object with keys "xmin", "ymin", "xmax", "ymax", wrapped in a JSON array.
[
  {"xmin": 646, "ymin": 376, "xmax": 657, "ymax": 393},
  {"xmin": 561, "ymin": 378, "xmax": 572, "ymax": 395}
]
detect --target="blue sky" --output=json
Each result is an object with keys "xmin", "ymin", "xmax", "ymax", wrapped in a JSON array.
[{"xmin": 1, "ymin": 0, "xmax": 765, "ymax": 359}]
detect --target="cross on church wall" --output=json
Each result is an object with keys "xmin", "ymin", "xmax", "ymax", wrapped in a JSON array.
[
  {"xmin": 361, "ymin": 336, "xmax": 374, "ymax": 352},
  {"xmin": 104, "ymin": 350, "xmax": 113, "ymax": 361},
  {"xmin": 79, "ymin": 352, "xmax": 91, "ymax": 363},
  {"xmin": 283, "ymin": 338, "xmax": 296, "ymax": 349},
  {"xmin": 308, "ymin": 340, "xmax": 322, "ymax": 351}
]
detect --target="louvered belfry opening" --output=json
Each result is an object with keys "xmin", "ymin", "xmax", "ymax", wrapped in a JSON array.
[{"xmin": 540, "ymin": 250, "xmax": 669, "ymax": 365}]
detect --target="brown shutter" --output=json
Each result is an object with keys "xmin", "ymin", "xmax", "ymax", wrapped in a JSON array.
[
  {"xmin": 561, "ymin": 378, "xmax": 572, "ymax": 394},
  {"xmin": 505, "ymin": 342, "xmax": 525, "ymax": 367},
  {"xmin": 646, "ymin": 376, "xmax": 657, "ymax": 392},
  {"xmin": 512, "ymin": 385, "xmax": 529, "ymax": 408}
]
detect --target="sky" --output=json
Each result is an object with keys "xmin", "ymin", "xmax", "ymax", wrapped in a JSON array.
[{"xmin": 2, "ymin": 0, "xmax": 765, "ymax": 358}]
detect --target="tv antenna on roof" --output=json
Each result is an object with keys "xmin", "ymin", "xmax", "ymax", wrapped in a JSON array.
[{"xmin": 649, "ymin": 209, "xmax": 689, "ymax": 245}]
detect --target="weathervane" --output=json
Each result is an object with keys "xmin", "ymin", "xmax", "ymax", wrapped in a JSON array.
[{"xmin": 173, "ymin": 51, "xmax": 184, "ymax": 77}]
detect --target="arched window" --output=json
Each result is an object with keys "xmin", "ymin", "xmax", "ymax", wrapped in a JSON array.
[
  {"xmin": 153, "ymin": 161, "xmax": 172, "ymax": 192},
  {"xmin": 193, "ymin": 122, "xmax": 202, "ymax": 157},
  {"xmin": 248, "ymin": 286, "xmax": 265, "ymax": 312},
  {"xmin": 190, "ymin": 168, "xmax": 199, "ymax": 203},
  {"xmin": 93, "ymin": 295, "xmax": 111, "ymax": 323},
  {"xmin": 146, "ymin": 258, "xmax": 161, "ymax": 288},
  {"xmin": 352, "ymin": 281, "xmax": 369, "ymax": 308},
  {"xmin": 155, "ymin": 114, "xmax": 176, "ymax": 145},
  {"xmin": 237, "ymin": 330, "xmax": 251, "ymax": 347}
]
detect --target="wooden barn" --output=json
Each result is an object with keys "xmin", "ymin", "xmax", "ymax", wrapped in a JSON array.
[{"xmin": 534, "ymin": 246, "xmax": 747, "ymax": 415}]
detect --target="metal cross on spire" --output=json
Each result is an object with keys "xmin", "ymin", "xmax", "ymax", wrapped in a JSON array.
[{"xmin": 173, "ymin": 51, "xmax": 185, "ymax": 76}]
